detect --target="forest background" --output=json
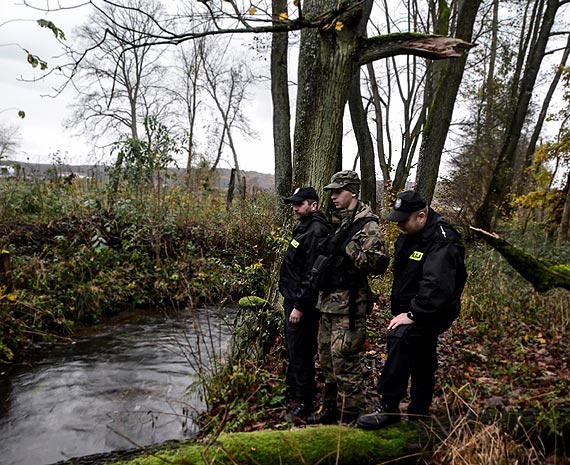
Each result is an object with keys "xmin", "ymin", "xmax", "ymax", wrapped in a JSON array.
[{"xmin": 1, "ymin": 0, "xmax": 570, "ymax": 463}]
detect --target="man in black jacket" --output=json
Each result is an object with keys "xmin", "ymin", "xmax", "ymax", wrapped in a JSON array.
[
  {"xmin": 357, "ymin": 190, "xmax": 467, "ymax": 429},
  {"xmin": 279, "ymin": 187, "xmax": 332, "ymax": 422}
]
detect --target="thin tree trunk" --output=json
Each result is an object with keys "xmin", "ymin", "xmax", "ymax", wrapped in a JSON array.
[
  {"xmin": 558, "ymin": 170, "xmax": 570, "ymax": 244},
  {"xmin": 227, "ymin": 167, "xmax": 236, "ymax": 210},
  {"xmin": 525, "ymin": 34, "xmax": 570, "ymax": 169},
  {"xmin": 210, "ymin": 124, "xmax": 227, "ymax": 172},
  {"xmin": 366, "ymin": 63, "xmax": 390, "ymax": 186},
  {"xmin": 185, "ymin": 44, "xmax": 201, "ymax": 189},
  {"xmin": 271, "ymin": 0, "xmax": 292, "ymax": 208},
  {"xmin": 415, "ymin": 0, "xmax": 481, "ymax": 204},
  {"xmin": 348, "ymin": 73, "xmax": 376, "ymax": 209},
  {"xmin": 348, "ymin": 0, "xmax": 376, "ymax": 209},
  {"xmin": 476, "ymin": 0, "xmax": 560, "ymax": 230},
  {"xmin": 0, "ymin": 250, "xmax": 12, "ymax": 292}
]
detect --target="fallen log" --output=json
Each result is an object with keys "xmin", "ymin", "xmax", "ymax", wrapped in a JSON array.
[
  {"xmin": 470, "ymin": 227, "xmax": 570, "ymax": 292},
  {"xmin": 53, "ymin": 423, "xmax": 427, "ymax": 465},
  {"xmin": 53, "ymin": 407, "xmax": 570, "ymax": 465}
]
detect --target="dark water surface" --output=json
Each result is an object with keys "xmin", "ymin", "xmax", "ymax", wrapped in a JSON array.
[{"xmin": 0, "ymin": 308, "xmax": 234, "ymax": 465}]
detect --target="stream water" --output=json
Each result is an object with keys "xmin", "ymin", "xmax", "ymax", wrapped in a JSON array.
[{"xmin": 0, "ymin": 307, "xmax": 234, "ymax": 465}]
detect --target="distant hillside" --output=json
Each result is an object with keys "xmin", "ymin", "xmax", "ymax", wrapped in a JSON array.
[{"xmin": 1, "ymin": 161, "xmax": 275, "ymax": 192}]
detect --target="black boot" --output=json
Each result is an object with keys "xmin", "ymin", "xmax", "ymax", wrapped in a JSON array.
[
  {"xmin": 306, "ymin": 403, "xmax": 339, "ymax": 425},
  {"xmin": 285, "ymin": 402, "xmax": 313, "ymax": 424},
  {"xmin": 356, "ymin": 404, "xmax": 401, "ymax": 430}
]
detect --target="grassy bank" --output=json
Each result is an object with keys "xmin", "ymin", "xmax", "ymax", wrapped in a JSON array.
[{"xmin": 0, "ymin": 178, "xmax": 283, "ymax": 362}]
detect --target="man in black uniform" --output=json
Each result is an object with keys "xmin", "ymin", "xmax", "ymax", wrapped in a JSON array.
[
  {"xmin": 279, "ymin": 187, "xmax": 332, "ymax": 422},
  {"xmin": 357, "ymin": 190, "xmax": 467, "ymax": 429}
]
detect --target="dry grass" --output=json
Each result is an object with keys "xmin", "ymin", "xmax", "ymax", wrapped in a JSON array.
[{"xmin": 427, "ymin": 387, "xmax": 546, "ymax": 465}]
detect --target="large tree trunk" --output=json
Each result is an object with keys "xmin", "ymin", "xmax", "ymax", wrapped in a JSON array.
[
  {"xmin": 293, "ymin": 3, "xmax": 473, "ymax": 202},
  {"xmin": 475, "ymin": 0, "xmax": 560, "ymax": 230},
  {"xmin": 415, "ymin": 0, "xmax": 482, "ymax": 204},
  {"xmin": 271, "ymin": 0, "xmax": 292, "ymax": 208},
  {"xmin": 292, "ymin": 0, "xmax": 363, "ymax": 205}
]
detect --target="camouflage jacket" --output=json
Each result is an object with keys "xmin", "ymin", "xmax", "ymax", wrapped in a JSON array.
[{"xmin": 320, "ymin": 202, "xmax": 389, "ymax": 316}]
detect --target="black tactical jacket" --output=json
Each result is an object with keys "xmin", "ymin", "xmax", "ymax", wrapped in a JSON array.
[
  {"xmin": 279, "ymin": 211, "xmax": 332, "ymax": 313},
  {"xmin": 391, "ymin": 208, "xmax": 467, "ymax": 332}
]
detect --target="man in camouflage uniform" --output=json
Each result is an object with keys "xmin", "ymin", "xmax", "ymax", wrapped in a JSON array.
[{"xmin": 307, "ymin": 170, "xmax": 390, "ymax": 424}]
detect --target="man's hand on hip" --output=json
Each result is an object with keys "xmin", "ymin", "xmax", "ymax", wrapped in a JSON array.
[
  {"xmin": 289, "ymin": 308, "xmax": 303, "ymax": 324},
  {"xmin": 387, "ymin": 312, "xmax": 414, "ymax": 330}
]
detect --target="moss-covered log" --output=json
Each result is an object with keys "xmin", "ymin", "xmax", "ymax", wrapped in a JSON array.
[
  {"xmin": 470, "ymin": 227, "xmax": 570, "ymax": 292},
  {"xmin": 52, "ymin": 404, "xmax": 570, "ymax": 465},
  {"xmin": 54, "ymin": 424, "xmax": 426, "ymax": 465}
]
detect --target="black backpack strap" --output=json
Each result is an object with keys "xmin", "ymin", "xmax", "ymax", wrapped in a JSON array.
[
  {"xmin": 335, "ymin": 216, "xmax": 378, "ymax": 330},
  {"xmin": 329, "ymin": 216, "xmax": 378, "ymax": 256}
]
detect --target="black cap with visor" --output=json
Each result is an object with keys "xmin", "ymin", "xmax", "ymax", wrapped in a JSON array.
[{"xmin": 386, "ymin": 190, "xmax": 427, "ymax": 222}]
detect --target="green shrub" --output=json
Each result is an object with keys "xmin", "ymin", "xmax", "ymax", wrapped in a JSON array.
[{"xmin": 0, "ymin": 180, "xmax": 281, "ymax": 362}]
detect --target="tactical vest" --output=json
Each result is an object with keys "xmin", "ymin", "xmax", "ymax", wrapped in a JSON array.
[{"xmin": 311, "ymin": 216, "xmax": 377, "ymax": 328}]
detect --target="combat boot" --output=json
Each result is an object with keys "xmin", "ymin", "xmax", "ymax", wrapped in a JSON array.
[
  {"xmin": 306, "ymin": 402, "xmax": 339, "ymax": 424},
  {"xmin": 356, "ymin": 404, "xmax": 401, "ymax": 430},
  {"xmin": 285, "ymin": 402, "xmax": 313, "ymax": 424}
]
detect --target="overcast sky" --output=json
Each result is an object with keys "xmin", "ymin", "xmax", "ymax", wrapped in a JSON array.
[{"xmin": 0, "ymin": 1, "xmax": 279, "ymax": 174}]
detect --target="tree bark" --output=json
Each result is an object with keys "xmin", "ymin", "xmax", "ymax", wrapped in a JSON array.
[
  {"xmin": 415, "ymin": 0, "xmax": 482, "ymax": 204},
  {"xmin": 475, "ymin": 0, "xmax": 560, "ymax": 230},
  {"xmin": 271, "ymin": 0, "xmax": 293, "ymax": 208}
]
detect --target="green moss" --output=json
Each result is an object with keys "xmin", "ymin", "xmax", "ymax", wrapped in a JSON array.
[
  {"xmin": 111, "ymin": 424, "xmax": 423, "ymax": 465},
  {"xmin": 551, "ymin": 264, "xmax": 570, "ymax": 276},
  {"xmin": 238, "ymin": 295, "xmax": 269, "ymax": 309}
]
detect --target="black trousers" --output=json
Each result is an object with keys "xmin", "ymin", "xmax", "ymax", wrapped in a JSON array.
[
  {"xmin": 377, "ymin": 324, "xmax": 438, "ymax": 415},
  {"xmin": 284, "ymin": 298, "xmax": 319, "ymax": 405}
]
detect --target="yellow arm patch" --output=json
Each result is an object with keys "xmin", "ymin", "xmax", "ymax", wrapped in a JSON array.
[
  {"xmin": 409, "ymin": 251, "xmax": 424, "ymax": 261},
  {"xmin": 291, "ymin": 239, "xmax": 300, "ymax": 248}
]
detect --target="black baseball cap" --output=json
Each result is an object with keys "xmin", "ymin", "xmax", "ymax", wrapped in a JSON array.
[
  {"xmin": 284, "ymin": 187, "xmax": 319, "ymax": 204},
  {"xmin": 386, "ymin": 190, "xmax": 427, "ymax": 222}
]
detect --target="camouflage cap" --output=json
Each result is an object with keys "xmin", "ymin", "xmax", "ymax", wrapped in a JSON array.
[{"xmin": 323, "ymin": 170, "xmax": 361, "ymax": 192}]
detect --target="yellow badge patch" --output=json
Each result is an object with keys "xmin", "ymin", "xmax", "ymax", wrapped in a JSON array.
[
  {"xmin": 291, "ymin": 239, "xmax": 300, "ymax": 248},
  {"xmin": 409, "ymin": 251, "xmax": 424, "ymax": 261}
]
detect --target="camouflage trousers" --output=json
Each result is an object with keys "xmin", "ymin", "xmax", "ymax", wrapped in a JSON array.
[{"xmin": 318, "ymin": 312, "xmax": 366, "ymax": 413}]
